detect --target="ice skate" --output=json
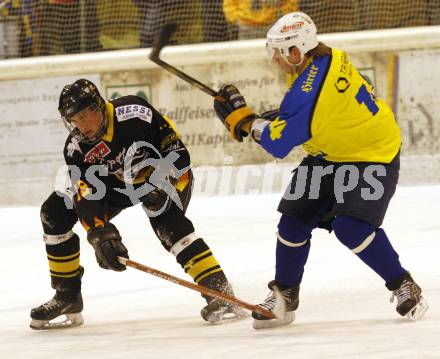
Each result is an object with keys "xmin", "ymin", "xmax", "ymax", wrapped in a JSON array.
[
  {"xmin": 389, "ymin": 273, "xmax": 428, "ymax": 321},
  {"xmin": 30, "ymin": 292, "xmax": 83, "ymax": 330},
  {"xmin": 201, "ymin": 297, "xmax": 249, "ymax": 324},
  {"xmin": 199, "ymin": 275, "xmax": 248, "ymax": 324},
  {"xmin": 252, "ymin": 280, "xmax": 299, "ymax": 329}
]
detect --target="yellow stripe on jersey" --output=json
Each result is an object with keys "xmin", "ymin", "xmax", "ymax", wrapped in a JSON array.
[
  {"xmin": 183, "ymin": 249, "xmax": 222, "ymax": 283},
  {"xmin": 102, "ymin": 102, "xmax": 115, "ymax": 142},
  {"xmin": 176, "ymin": 171, "xmax": 190, "ymax": 192},
  {"xmin": 302, "ymin": 48, "xmax": 401, "ymax": 163},
  {"xmin": 163, "ymin": 115, "xmax": 180, "ymax": 137}
]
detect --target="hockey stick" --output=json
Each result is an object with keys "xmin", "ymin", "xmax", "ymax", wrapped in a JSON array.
[
  {"xmin": 149, "ymin": 23, "xmax": 225, "ymax": 102},
  {"xmin": 118, "ymin": 256, "xmax": 276, "ymax": 319}
]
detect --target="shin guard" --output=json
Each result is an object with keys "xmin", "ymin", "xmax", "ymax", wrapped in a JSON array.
[
  {"xmin": 44, "ymin": 232, "xmax": 82, "ymax": 299},
  {"xmin": 275, "ymin": 215, "xmax": 313, "ymax": 288},
  {"xmin": 332, "ymin": 216, "xmax": 406, "ymax": 283}
]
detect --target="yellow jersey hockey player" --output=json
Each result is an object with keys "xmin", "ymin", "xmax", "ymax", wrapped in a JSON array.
[
  {"xmin": 30, "ymin": 79, "xmax": 244, "ymax": 329},
  {"xmin": 213, "ymin": 12, "xmax": 428, "ymax": 329}
]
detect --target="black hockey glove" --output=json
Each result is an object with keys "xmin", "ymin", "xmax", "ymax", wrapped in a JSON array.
[
  {"xmin": 87, "ymin": 223, "xmax": 128, "ymax": 271},
  {"xmin": 214, "ymin": 84, "xmax": 258, "ymax": 142}
]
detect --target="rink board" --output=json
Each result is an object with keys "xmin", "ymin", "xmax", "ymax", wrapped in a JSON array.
[{"xmin": 0, "ymin": 28, "xmax": 440, "ymax": 204}]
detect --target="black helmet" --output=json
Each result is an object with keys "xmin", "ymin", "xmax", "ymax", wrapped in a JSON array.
[{"xmin": 59, "ymin": 79, "xmax": 106, "ymax": 144}]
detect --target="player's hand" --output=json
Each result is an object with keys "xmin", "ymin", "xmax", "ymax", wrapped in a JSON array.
[
  {"xmin": 87, "ymin": 223, "xmax": 128, "ymax": 271},
  {"xmin": 214, "ymin": 84, "xmax": 258, "ymax": 142}
]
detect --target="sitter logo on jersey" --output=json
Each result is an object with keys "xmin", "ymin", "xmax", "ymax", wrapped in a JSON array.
[
  {"xmin": 84, "ymin": 141, "xmax": 111, "ymax": 163},
  {"xmin": 301, "ymin": 64, "xmax": 319, "ymax": 93},
  {"xmin": 116, "ymin": 105, "xmax": 153, "ymax": 123}
]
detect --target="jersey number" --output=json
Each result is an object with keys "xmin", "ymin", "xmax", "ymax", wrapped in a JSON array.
[{"xmin": 355, "ymin": 84, "xmax": 379, "ymax": 115}]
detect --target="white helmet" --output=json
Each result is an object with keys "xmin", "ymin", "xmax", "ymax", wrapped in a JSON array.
[{"xmin": 266, "ymin": 12, "xmax": 318, "ymax": 63}]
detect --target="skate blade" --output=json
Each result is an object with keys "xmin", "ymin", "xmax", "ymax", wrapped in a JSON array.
[
  {"xmin": 406, "ymin": 296, "xmax": 429, "ymax": 321},
  {"xmin": 206, "ymin": 308, "xmax": 250, "ymax": 325},
  {"xmin": 30, "ymin": 313, "xmax": 84, "ymax": 330},
  {"xmin": 253, "ymin": 311, "xmax": 295, "ymax": 329}
]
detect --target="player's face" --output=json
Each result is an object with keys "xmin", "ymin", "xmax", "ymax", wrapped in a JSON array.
[
  {"xmin": 271, "ymin": 47, "xmax": 304, "ymax": 74},
  {"xmin": 287, "ymin": 47, "xmax": 302, "ymax": 66},
  {"xmin": 272, "ymin": 48, "xmax": 295, "ymax": 73},
  {"xmin": 71, "ymin": 107, "xmax": 104, "ymax": 139}
]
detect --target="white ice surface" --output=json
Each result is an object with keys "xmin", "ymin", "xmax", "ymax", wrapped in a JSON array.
[{"xmin": 0, "ymin": 186, "xmax": 439, "ymax": 359}]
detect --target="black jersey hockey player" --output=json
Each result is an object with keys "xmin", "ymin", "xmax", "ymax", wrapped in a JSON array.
[{"xmin": 30, "ymin": 79, "xmax": 245, "ymax": 329}]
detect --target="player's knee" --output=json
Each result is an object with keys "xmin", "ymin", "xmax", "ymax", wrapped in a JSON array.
[
  {"xmin": 150, "ymin": 208, "xmax": 195, "ymax": 250},
  {"xmin": 41, "ymin": 192, "xmax": 77, "ymax": 235},
  {"xmin": 169, "ymin": 232, "xmax": 199, "ymax": 257},
  {"xmin": 277, "ymin": 214, "xmax": 312, "ymax": 248},
  {"xmin": 331, "ymin": 216, "xmax": 376, "ymax": 253}
]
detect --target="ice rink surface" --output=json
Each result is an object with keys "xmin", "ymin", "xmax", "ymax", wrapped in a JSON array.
[{"xmin": 0, "ymin": 185, "xmax": 439, "ymax": 359}]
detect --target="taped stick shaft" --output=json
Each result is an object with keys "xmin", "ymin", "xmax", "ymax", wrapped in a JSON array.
[{"xmin": 118, "ymin": 257, "xmax": 274, "ymax": 319}]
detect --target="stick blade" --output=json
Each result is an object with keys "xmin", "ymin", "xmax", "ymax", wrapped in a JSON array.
[{"xmin": 150, "ymin": 23, "xmax": 177, "ymax": 60}]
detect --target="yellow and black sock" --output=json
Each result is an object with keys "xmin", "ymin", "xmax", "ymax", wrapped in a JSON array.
[
  {"xmin": 176, "ymin": 238, "xmax": 227, "ymax": 286},
  {"xmin": 45, "ymin": 233, "xmax": 82, "ymax": 296}
]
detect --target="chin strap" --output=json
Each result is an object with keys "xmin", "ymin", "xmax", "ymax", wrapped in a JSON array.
[
  {"xmin": 280, "ymin": 52, "xmax": 305, "ymax": 74},
  {"xmin": 95, "ymin": 110, "xmax": 109, "ymax": 140}
]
